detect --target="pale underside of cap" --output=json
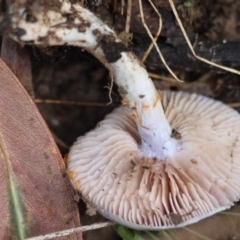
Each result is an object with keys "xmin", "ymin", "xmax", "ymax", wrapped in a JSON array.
[{"xmin": 68, "ymin": 91, "xmax": 240, "ymax": 230}]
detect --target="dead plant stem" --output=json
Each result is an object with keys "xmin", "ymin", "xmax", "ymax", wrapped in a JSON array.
[
  {"xmin": 24, "ymin": 222, "xmax": 116, "ymax": 240},
  {"xmin": 138, "ymin": 0, "xmax": 183, "ymax": 82}
]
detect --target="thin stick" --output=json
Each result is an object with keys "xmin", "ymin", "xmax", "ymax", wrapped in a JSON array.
[
  {"xmin": 24, "ymin": 222, "xmax": 116, "ymax": 240},
  {"xmin": 51, "ymin": 132, "xmax": 70, "ymax": 150},
  {"xmin": 149, "ymin": 72, "xmax": 177, "ymax": 82},
  {"xmin": 121, "ymin": 0, "xmax": 125, "ymax": 15},
  {"xmin": 166, "ymin": 230, "xmax": 182, "ymax": 240},
  {"xmin": 183, "ymin": 227, "xmax": 213, "ymax": 240},
  {"xmin": 219, "ymin": 211, "xmax": 240, "ymax": 216},
  {"xmin": 228, "ymin": 102, "xmax": 240, "ymax": 108},
  {"xmin": 124, "ymin": 0, "xmax": 132, "ymax": 47},
  {"xmin": 141, "ymin": 0, "xmax": 162, "ymax": 63},
  {"xmin": 138, "ymin": 0, "xmax": 183, "ymax": 82},
  {"xmin": 168, "ymin": 0, "xmax": 240, "ymax": 75},
  {"xmin": 34, "ymin": 99, "xmax": 111, "ymax": 107},
  {"xmin": 162, "ymin": 230, "xmax": 175, "ymax": 240}
]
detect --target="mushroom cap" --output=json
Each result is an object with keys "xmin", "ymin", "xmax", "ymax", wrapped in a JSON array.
[{"xmin": 68, "ymin": 91, "xmax": 240, "ymax": 230}]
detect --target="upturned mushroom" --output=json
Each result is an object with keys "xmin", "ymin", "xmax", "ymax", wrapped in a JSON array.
[
  {"xmin": 7, "ymin": 0, "xmax": 240, "ymax": 230},
  {"xmin": 68, "ymin": 91, "xmax": 240, "ymax": 230}
]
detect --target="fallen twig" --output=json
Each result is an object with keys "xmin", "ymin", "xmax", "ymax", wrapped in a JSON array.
[
  {"xmin": 141, "ymin": 0, "xmax": 162, "ymax": 63},
  {"xmin": 34, "ymin": 99, "xmax": 112, "ymax": 107},
  {"xmin": 24, "ymin": 222, "xmax": 116, "ymax": 240}
]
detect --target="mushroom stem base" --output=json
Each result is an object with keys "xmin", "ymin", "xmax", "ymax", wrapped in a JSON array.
[{"xmin": 136, "ymin": 99, "xmax": 178, "ymax": 160}]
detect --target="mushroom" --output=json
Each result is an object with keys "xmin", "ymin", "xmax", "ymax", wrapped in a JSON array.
[
  {"xmin": 6, "ymin": 0, "xmax": 240, "ymax": 230},
  {"xmin": 68, "ymin": 90, "xmax": 240, "ymax": 229}
]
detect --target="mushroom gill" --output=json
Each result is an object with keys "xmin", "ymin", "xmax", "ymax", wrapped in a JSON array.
[{"xmin": 68, "ymin": 91, "xmax": 240, "ymax": 230}]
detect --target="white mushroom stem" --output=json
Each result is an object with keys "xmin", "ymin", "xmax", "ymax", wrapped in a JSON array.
[{"xmin": 9, "ymin": 0, "xmax": 177, "ymax": 159}]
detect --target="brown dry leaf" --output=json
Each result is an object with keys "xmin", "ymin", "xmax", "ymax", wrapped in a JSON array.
[
  {"xmin": 0, "ymin": 57, "xmax": 82, "ymax": 239},
  {"xmin": 1, "ymin": 37, "xmax": 34, "ymax": 98}
]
